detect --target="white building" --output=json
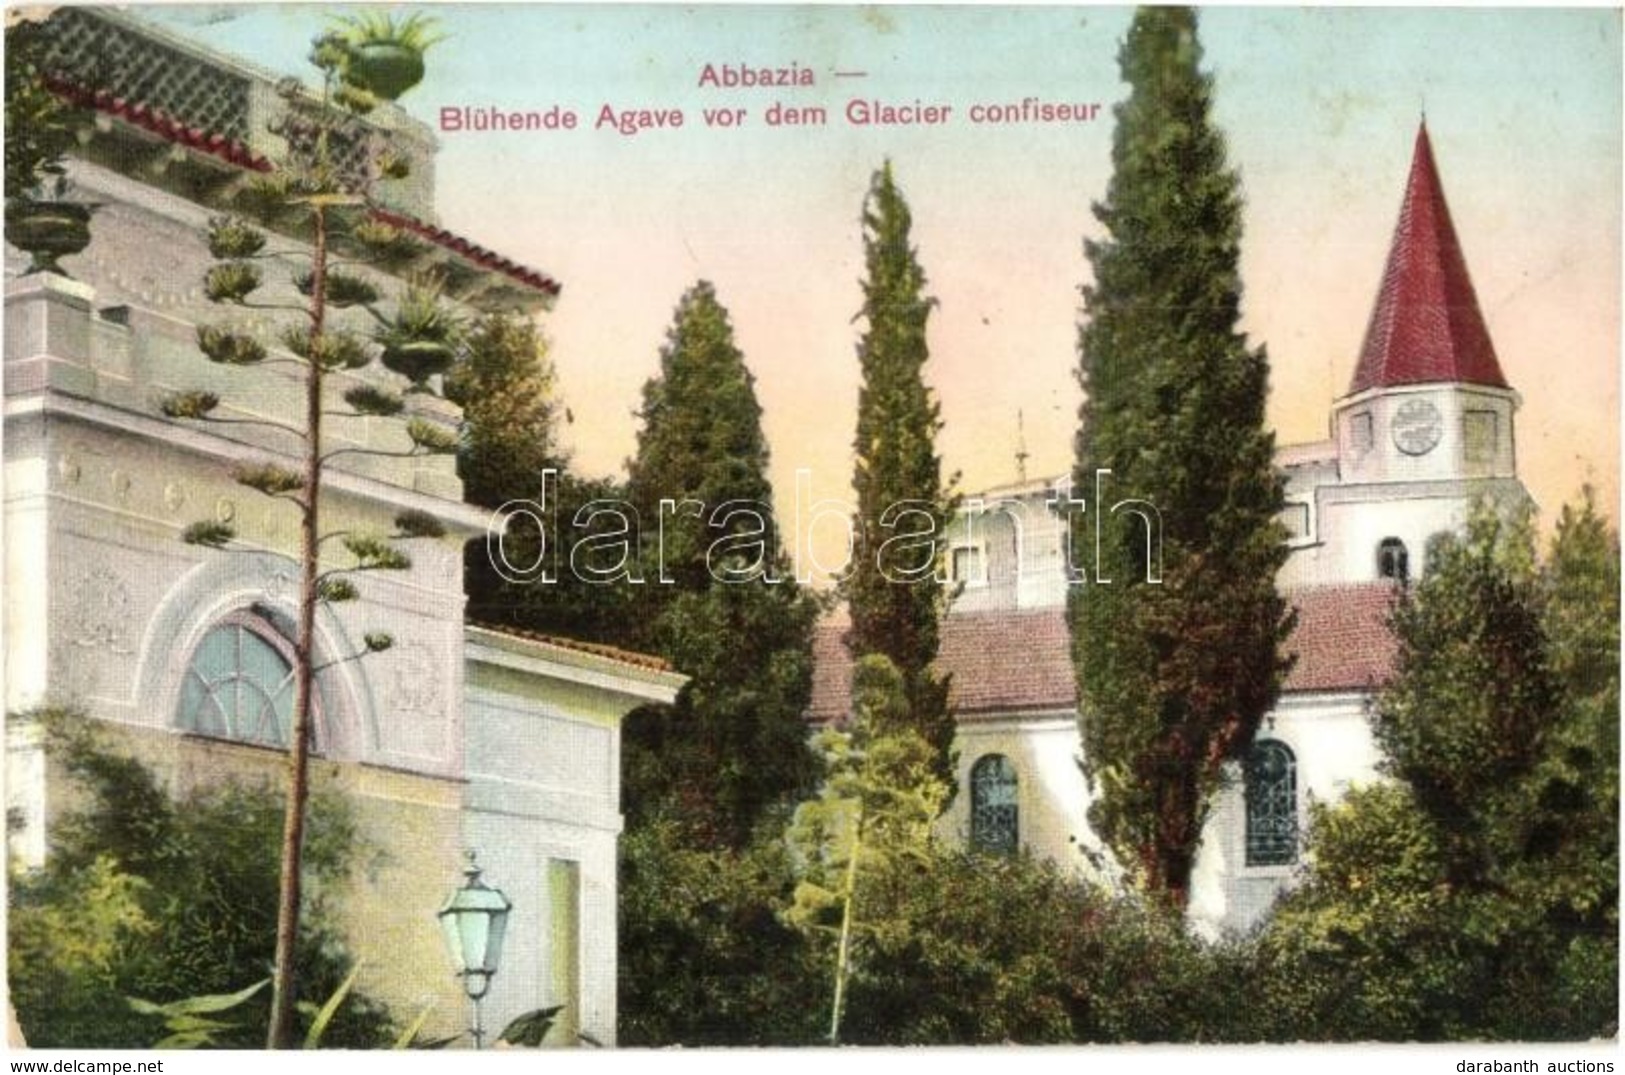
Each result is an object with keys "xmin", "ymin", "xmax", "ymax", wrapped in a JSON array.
[
  {"xmin": 810, "ymin": 123, "xmax": 1531, "ymax": 935},
  {"xmin": 4, "ymin": 8, "xmax": 681, "ymax": 1046}
]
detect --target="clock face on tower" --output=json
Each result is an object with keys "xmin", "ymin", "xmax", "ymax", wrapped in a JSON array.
[{"xmin": 1391, "ymin": 398, "xmax": 1444, "ymax": 456}]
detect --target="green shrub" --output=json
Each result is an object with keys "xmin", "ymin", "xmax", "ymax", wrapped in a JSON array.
[{"xmin": 7, "ymin": 711, "xmax": 395, "ymax": 1048}]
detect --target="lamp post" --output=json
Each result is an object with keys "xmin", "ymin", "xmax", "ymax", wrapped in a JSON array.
[{"xmin": 438, "ymin": 850, "xmax": 512, "ymax": 1049}]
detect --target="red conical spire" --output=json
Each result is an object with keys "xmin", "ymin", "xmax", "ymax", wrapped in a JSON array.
[{"xmin": 1347, "ymin": 123, "xmax": 1509, "ymax": 394}]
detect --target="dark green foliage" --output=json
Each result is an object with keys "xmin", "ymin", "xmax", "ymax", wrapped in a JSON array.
[
  {"xmin": 7, "ymin": 713, "xmax": 393, "ymax": 1048},
  {"xmin": 843, "ymin": 163, "xmax": 958, "ymax": 793},
  {"xmin": 1244, "ymin": 498, "xmax": 1619, "ymax": 1041},
  {"xmin": 620, "ymin": 281, "xmax": 821, "ymax": 849},
  {"xmin": 617, "ymin": 820, "xmax": 820, "ymax": 1046},
  {"xmin": 1374, "ymin": 508, "xmax": 1556, "ymax": 882},
  {"xmin": 622, "ymin": 815, "xmax": 1225, "ymax": 1046},
  {"xmin": 626, "ymin": 281, "xmax": 775, "ymax": 597},
  {"xmin": 4, "ymin": 18, "xmax": 90, "ymax": 201},
  {"xmin": 444, "ymin": 314, "xmax": 563, "ymax": 511},
  {"xmin": 445, "ymin": 314, "xmax": 640, "ymax": 645},
  {"xmin": 1068, "ymin": 6, "xmax": 1291, "ymax": 905},
  {"xmin": 495, "ymin": 1005, "xmax": 564, "ymax": 1047},
  {"xmin": 835, "ymin": 850, "xmax": 1220, "ymax": 1044},
  {"xmin": 392, "ymin": 508, "xmax": 445, "ymax": 539}
]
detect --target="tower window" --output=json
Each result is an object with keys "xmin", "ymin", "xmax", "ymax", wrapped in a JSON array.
[
  {"xmin": 969, "ymin": 754, "xmax": 1018, "ymax": 854},
  {"xmin": 1245, "ymin": 740, "xmax": 1298, "ymax": 867},
  {"xmin": 951, "ymin": 544, "xmax": 985, "ymax": 585},
  {"xmin": 1463, "ymin": 410, "xmax": 1499, "ymax": 463},
  {"xmin": 1377, "ymin": 538, "xmax": 1409, "ymax": 583},
  {"xmin": 1348, "ymin": 411, "xmax": 1374, "ymax": 456}
]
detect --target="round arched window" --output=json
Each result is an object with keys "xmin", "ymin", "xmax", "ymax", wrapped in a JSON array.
[
  {"xmin": 969, "ymin": 754, "xmax": 1019, "ymax": 855},
  {"xmin": 1244, "ymin": 739, "xmax": 1298, "ymax": 867},
  {"xmin": 176, "ymin": 612, "xmax": 320, "ymax": 749}
]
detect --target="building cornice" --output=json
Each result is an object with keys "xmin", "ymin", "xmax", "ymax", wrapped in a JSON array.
[{"xmin": 4, "ymin": 391, "xmax": 498, "ymax": 538}]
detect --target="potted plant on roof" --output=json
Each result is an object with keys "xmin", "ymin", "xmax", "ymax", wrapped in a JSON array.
[
  {"xmin": 333, "ymin": 11, "xmax": 446, "ymax": 102},
  {"xmin": 374, "ymin": 273, "xmax": 464, "ymax": 391},
  {"xmin": 4, "ymin": 18, "xmax": 96, "ymax": 277}
]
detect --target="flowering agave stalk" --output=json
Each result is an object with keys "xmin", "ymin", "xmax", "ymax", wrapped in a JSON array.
[{"xmin": 157, "ymin": 24, "xmax": 456, "ymax": 1049}]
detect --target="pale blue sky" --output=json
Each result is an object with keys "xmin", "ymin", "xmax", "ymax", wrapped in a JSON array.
[{"xmin": 146, "ymin": 5, "xmax": 1622, "ymax": 537}]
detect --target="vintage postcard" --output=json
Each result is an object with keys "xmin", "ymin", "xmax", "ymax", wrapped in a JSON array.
[{"xmin": 3, "ymin": 2, "xmax": 1619, "ymax": 1062}]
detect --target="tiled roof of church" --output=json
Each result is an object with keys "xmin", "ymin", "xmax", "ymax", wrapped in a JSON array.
[
  {"xmin": 807, "ymin": 607, "xmax": 1077, "ymax": 725},
  {"xmin": 1280, "ymin": 582, "xmax": 1399, "ymax": 693},
  {"xmin": 807, "ymin": 582, "xmax": 1400, "ymax": 724},
  {"xmin": 1347, "ymin": 123, "xmax": 1509, "ymax": 395}
]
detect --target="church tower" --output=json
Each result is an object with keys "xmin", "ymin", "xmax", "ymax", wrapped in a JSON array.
[{"xmin": 1306, "ymin": 123, "xmax": 1530, "ymax": 586}]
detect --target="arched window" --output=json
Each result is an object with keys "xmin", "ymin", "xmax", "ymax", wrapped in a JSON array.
[
  {"xmin": 1377, "ymin": 537, "xmax": 1409, "ymax": 583},
  {"xmin": 176, "ymin": 612, "xmax": 317, "ymax": 749},
  {"xmin": 1244, "ymin": 740, "xmax": 1297, "ymax": 867},
  {"xmin": 970, "ymin": 754, "xmax": 1018, "ymax": 854}
]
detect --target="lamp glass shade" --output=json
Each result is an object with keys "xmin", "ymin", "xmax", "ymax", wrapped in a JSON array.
[{"xmin": 438, "ymin": 866, "xmax": 512, "ymax": 979}]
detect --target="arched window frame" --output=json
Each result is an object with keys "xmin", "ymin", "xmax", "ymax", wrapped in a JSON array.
[
  {"xmin": 1244, "ymin": 739, "xmax": 1298, "ymax": 868},
  {"xmin": 1377, "ymin": 537, "xmax": 1409, "ymax": 583},
  {"xmin": 175, "ymin": 609, "xmax": 323, "ymax": 751},
  {"xmin": 969, "ymin": 753, "xmax": 1019, "ymax": 855}
]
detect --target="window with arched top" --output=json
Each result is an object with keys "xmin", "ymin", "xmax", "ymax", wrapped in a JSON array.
[
  {"xmin": 1244, "ymin": 740, "xmax": 1298, "ymax": 867},
  {"xmin": 970, "ymin": 754, "xmax": 1019, "ymax": 855},
  {"xmin": 1377, "ymin": 537, "xmax": 1409, "ymax": 583},
  {"xmin": 176, "ymin": 612, "xmax": 320, "ymax": 749}
]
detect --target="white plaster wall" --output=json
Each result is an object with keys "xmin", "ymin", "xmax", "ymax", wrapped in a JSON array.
[
  {"xmin": 945, "ymin": 715, "xmax": 1111, "ymax": 879},
  {"xmin": 462, "ymin": 685, "xmax": 622, "ymax": 1047},
  {"xmin": 1189, "ymin": 692, "xmax": 1383, "ymax": 938}
]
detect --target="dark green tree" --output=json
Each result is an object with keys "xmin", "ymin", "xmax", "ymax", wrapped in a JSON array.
[
  {"xmin": 1068, "ymin": 6, "xmax": 1292, "ymax": 906},
  {"xmin": 617, "ymin": 819, "xmax": 819, "ymax": 1046},
  {"xmin": 1248, "ymin": 498, "xmax": 1619, "ymax": 1041},
  {"xmin": 443, "ymin": 313, "xmax": 637, "ymax": 641},
  {"xmin": 843, "ymin": 162, "xmax": 958, "ymax": 792},
  {"xmin": 1374, "ymin": 507, "xmax": 1555, "ymax": 883},
  {"xmin": 445, "ymin": 313, "xmax": 563, "ymax": 513},
  {"xmin": 622, "ymin": 281, "xmax": 821, "ymax": 848}
]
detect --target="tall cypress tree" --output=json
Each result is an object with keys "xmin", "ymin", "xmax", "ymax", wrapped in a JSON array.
[
  {"xmin": 625, "ymin": 280, "xmax": 820, "ymax": 847},
  {"xmin": 1069, "ymin": 7, "xmax": 1292, "ymax": 907},
  {"xmin": 843, "ymin": 162, "xmax": 957, "ymax": 792}
]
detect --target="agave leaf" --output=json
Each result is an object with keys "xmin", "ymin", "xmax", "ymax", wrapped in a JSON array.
[
  {"xmin": 391, "ymin": 1002, "xmax": 436, "ymax": 1049},
  {"xmin": 303, "ymin": 964, "xmax": 360, "ymax": 1049},
  {"xmin": 497, "ymin": 1005, "xmax": 564, "ymax": 1047}
]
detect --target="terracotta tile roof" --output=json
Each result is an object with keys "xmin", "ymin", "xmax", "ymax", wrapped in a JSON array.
[
  {"xmin": 52, "ymin": 77, "xmax": 274, "ymax": 171},
  {"xmin": 808, "ymin": 607, "xmax": 1076, "ymax": 724},
  {"xmin": 807, "ymin": 583, "xmax": 1400, "ymax": 724},
  {"xmin": 1348, "ymin": 123, "xmax": 1509, "ymax": 394},
  {"xmin": 1281, "ymin": 582, "xmax": 1400, "ymax": 693},
  {"xmin": 467, "ymin": 620, "xmax": 673, "ymax": 674},
  {"xmin": 370, "ymin": 208, "xmax": 562, "ymax": 299}
]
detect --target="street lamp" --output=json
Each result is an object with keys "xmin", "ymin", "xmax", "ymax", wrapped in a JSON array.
[{"xmin": 438, "ymin": 849, "xmax": 512, "ymax": 1049}]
